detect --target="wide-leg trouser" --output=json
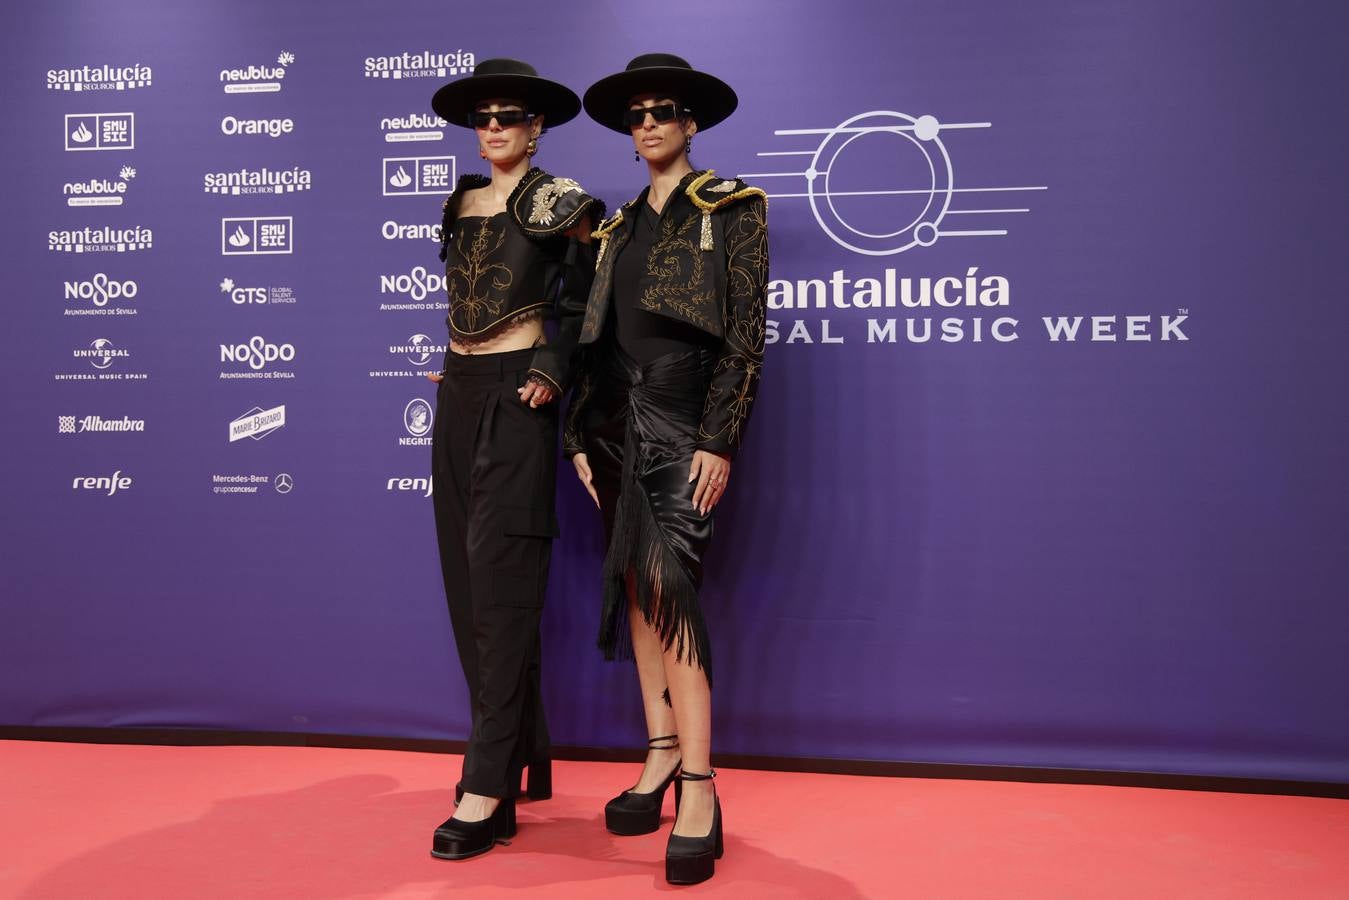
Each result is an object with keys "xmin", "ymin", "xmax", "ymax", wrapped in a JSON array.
[{"xmin": 431, "ymin": 346, "xmax": 558, "ymax": 798}]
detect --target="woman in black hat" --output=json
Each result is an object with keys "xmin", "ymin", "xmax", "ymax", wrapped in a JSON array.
[
  {"xmin": 567, "ymin": 53, "xmax": 769, "ymax": 885},
  {"xmin": 425, "ymin": 58, "xmax": 602, "ymax": 861}
]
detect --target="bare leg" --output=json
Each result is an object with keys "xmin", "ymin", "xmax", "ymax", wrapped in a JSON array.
[
  {"xmin": 663, "ymin": 641, "xmax": 714, "ymax": 837},
  {"xmin": 627, "ymin": 571, "xmax": 682, "ymax": 791}
]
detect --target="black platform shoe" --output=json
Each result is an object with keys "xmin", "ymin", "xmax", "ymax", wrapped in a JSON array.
[
  {"xmin": 430, "ymin": 796, "xmax": 517, "ymax": 861},
  {"xmin": 604, "ymin": 734, "xmax": 682, "ymax": 836},
  {"xmin": 455, "ymin": 757, "xmax": 552, "ymax": 805},
  {"xmin": 665, "ymin": 769, "xmax": 723, "ymax": 885}
]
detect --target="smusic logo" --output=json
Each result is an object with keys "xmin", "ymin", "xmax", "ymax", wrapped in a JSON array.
[
  {"xmin": 65, "ymin": 113, "xmax": 135, "ymax": 151},
  {"xmin": 364, "ymin": 50, "xmax": 474, "ymax": 80},
  {"xmin": 64, "ymin": 166, "xmax": 136, "ymax": 207},
  {"xmin": 220, "ymin": 51, "xmax": 295, "ymax": 94},
  {"xmin": 204, "ymin": 166, "xmax": 312, "ymax": 196},
  {"xmin": 47, "ymin": 63, "xmax": 152, "ymax": 92},
  {"xmin": 221, "ymin": 217, "xmax": 293, "ymax": 255},
  {"xmin": 383, "ymin": 156, "xmax": 455, "ymax": 196}
]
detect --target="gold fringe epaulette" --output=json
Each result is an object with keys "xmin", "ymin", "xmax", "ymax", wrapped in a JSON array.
[
  {"xmin": 591, "ymin": 204, "xmax": 629, "ymax": 266},
  {"xmin": 684, "ymin": 170, "xmax": 768, "ymax": 251}
]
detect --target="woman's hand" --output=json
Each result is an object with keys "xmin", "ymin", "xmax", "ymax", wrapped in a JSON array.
[
  {"xmin": 572, "ymin": 453, "xmax": 600, "ymax": 508},
  {"xmin": 426, "ymin": 372, "xmax": 443, "ymax": 384},
  {"xmin": 518, "ymin": 378, "xmax": 556, "ymax": 408},
  {"xmin": 689, "ymin": 450, "xmax": 731, "ymax": 516}
]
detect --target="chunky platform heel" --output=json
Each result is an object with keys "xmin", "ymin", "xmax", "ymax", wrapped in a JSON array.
[
  {"xmin": 665, "ymin": 769, "xmax": 722, "ymax": 885},
  {"xmin": 430, "ymin": 796, "xmax": 516, "ymax": 861},
  {"xmin": 604, "ymin": 734, "xmax": 681, "ymax": 836},
  {"xmin": 454, "ymin": 756, "xmax": 552, "ymax": 805}
]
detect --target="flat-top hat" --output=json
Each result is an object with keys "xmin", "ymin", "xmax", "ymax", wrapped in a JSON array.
[
  {"xmin": 583, "ymin": 53, "xmax": 738, "ymax": 133},
  {"xmin": 431, "ymin": 58, "xmax": 581, "ymax": 127}
]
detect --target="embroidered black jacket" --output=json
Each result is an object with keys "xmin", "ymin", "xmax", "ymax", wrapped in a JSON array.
[
  {"xmin": 564, "ymin": 170, "xmax": 769, "ymax": 459},
  {"xmin": 438, "ymin": 167, "xmax": 603, "ymax": 392}
]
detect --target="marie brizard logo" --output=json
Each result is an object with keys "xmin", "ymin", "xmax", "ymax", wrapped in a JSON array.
[{"xmin": 747, "ymin": 109, "xmax": 1046, "ymax": 256}]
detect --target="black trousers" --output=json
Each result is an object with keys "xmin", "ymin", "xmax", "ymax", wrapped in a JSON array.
[{"xmin": 431, "ymin": 346, "xmax": 558, "ymax": 798}]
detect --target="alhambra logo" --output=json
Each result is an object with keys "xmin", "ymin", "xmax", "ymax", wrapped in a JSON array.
[
  {"xmin": 220, "ymin": 51, "xmax": 295, "ymax": 94},
  {"xmin": 204, "ymin": 166, "xmax": 312, "ymax": 196},
  {"xmin": 363, "ymin": 50, "xmax": 474, "ymax": 80},
  {"xmin": 47, "ymin": 63, "xmax": 152, "ymax": 91},
  {"xmin": 64, "ymin": 166, "xmax": 136, "ymax": 207},
  {"xmin": 59, "ymin": 415, "xmax": 146, "ymax": 434}
]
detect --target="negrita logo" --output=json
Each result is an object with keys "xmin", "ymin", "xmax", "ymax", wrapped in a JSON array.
[
  {"xmin": 220, "ymin": 51, "xmax": 295, "ymax": 94},
  {"xmin": 363, "ymin": 50, "xmax": 474, "ymax": 80},
  {"xmin": 383, "ymin": 156, "xmax": 455, "ymax": 196},
  {"xmin": 65, "ymin": 113, "xmax": 134, "ymax": 151},
  {"xmin": 401, "ymin": 398, "xmax": 433, "ymax": 446},
  {"xmin": 47, "ymin": 63, "xmax": 152, "ymax": 92},
  {"xmin": 64, "ymin": 166, "xmax": 136, "ymax": 207}
]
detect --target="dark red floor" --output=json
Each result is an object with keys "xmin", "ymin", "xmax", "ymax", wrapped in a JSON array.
[{"xmin": 1, "ymin": 740, "xmax": 1345, "ymax": 898}]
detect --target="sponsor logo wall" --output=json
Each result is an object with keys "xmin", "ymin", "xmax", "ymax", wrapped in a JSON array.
[{"xmin": 20, "ymin": 1, "xmax": 1344, "ymax": 785}]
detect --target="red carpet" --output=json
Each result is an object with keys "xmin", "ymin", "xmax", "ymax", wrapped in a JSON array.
[{"xmin": 0, "ymin": 740, "xmax": 1345, "ymax": 898}]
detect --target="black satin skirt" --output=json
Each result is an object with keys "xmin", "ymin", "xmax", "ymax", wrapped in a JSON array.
[{"xmin": 582, "ymin": 344, "xmax": 718, "ymax": 685}]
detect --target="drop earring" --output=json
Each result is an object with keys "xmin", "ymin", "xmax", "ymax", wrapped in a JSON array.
[
  {"xmin": 479, "ymin": 147, "xmax": 487, "ymax": 159},
  {"xmin": 526, "ymin": 137, "xmax": 538, "ymax": 157},
  {"xmin": 684, "ymin": 135, "xmax": 692, "ymax": 155},
  {"xmin": 634, "ymin": 150, "xmax": 640, "ymax": 162}
]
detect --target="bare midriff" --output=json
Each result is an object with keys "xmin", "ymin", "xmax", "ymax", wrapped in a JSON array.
[{"xmin": 449, "ymin": 308, "xmax": 546, "ymax": 356}]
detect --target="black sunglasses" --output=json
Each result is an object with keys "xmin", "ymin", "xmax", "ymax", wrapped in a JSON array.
[
  {"xmin": 624, "ymin": 103, "xmax": 689, "ymax": 129},
  {"xmin": 468, "ymin": 109, "xmax": 534, "ymax": 129}
]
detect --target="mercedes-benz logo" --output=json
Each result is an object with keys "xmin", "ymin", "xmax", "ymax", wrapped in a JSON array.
[{"xmin": 273, "ymin": 472, "xmax": 293, "ymax": 494}]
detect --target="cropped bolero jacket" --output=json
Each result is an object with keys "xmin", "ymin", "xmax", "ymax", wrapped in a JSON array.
[
  {"xmin": 564, "ymin": 170, "xmax": 769, "ymax": 460},
  {"xmin": 438, "ymin": 167, "xmax": 604, "ymax": 392}
]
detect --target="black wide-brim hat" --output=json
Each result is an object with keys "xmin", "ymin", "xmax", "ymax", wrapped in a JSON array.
[
  {"xmin": 431, "ymin": 58, "xmax": 581, "ymax": 128},
  {"xmin": 583, "ymin": 53, "xmax": 738, "ymax": 133}
]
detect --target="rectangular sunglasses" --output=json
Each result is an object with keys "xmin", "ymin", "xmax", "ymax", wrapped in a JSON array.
[
  {"xmin": 624, "ymin": 103, "xmax": 689, "ymax": 128},
  {"xmin": 467, "ymin": 109, "xmax": 535, "ymax": 128}
]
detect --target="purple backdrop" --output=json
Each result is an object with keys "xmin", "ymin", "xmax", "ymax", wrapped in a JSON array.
[{"xmin": 3, "ymin": 0, "xmax": 1347, "ymax": 783}]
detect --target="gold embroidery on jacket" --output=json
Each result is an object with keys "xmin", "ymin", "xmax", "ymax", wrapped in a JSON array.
[
  {"xmin": 445, "ymin": 221, "xmax": 514, "ymax": 334},
  {"xmin": 529, "ymin": 177, "xmax": 582, "ymax": 226},
  {"xmin": 639, "ymin": 212, "xmax": 717, "ymax": 331}
]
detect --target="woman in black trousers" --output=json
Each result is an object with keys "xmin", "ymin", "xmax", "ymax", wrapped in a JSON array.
[
  {"xmin": 425, "ymin": 58, "xmax": 601, "ymax": 861},
  {"xmin": 566, "ymin": 54, "xmax": 769, "ymax": 885}
]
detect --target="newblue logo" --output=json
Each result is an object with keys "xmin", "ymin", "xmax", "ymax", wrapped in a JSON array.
[
  {"xmin": 65, "ymin": 113, "xmax": 134, "ymax": 152},
  {"xmin": 65, "ymin": 166, "xmax": 136, "ymax": 207},
  {"xmin": 381, "ymin": 112, "xmax": 447, "ymax": 143},
  {"xmin": 220, "ymin": 51, "xmax": 294, "ymax": 94},
  {"xmin": 383, "ymin": 156, "xmax": 455, "ymax": 196}
]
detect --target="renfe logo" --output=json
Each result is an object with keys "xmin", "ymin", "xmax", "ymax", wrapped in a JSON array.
[
  {"xmin": 73, "ymin": 470, "xmax": 133, "ymax": 495},
  {"xmin": 387, "ymin": 476, "xmax": 433, "ymax": 497}
]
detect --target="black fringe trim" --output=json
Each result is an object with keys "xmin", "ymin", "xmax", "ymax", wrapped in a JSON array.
[{"xmin": 597, "ymin": 422, "xmax": 713, "ymax": 686}]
